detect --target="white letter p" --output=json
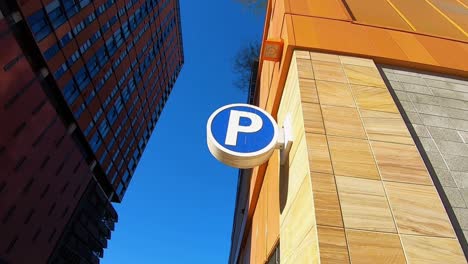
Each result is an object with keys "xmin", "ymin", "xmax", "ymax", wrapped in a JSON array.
[{"xmin": 225, "ymin": 110, "xmax": 263, "ymax": 146}]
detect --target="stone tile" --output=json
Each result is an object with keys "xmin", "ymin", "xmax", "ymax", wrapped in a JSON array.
[
  {"xmin": 419, "ymin": 137, "xmax": 438, "ymax": 153},
  {"xmin": 351, "ymin": 85, "xmax": 399, "ymax": 113},
  {"xmin": 371, "ymin": 141, "xmax": 432, "ymax": 185},
  {"xmin": 386, "ymin": 73, "xmax": 400, "ymax": 82},
  {"xmin": 444, "ymin": 155, "xmax": 468, "ymax": 172},
  {"xmin": 312, "ymin": 61, "xmax": 347, "ymax": 83},
  {"xmin": 317, "ymin": 226, "xmax": 350, "ymax": 264},
  {"xmin": 449, "ymin": 118, "xmax": 468, "ymax": 132},
  {"xmin": 402, "ymin": 82, "xmax": 433, "ymax": 95},
  {"xmin": 420, "ymin": 114, "xmax": 450, "ymax": 128},
  {"xmin": 296, "ymin": 58, "xmax": 314, "ymax": 79},
  {"xmin": 426, "ymin": 151, "xmax": 448, "ymax": 169},
  {"xmin": 346, "ymin": 230, "xmax": 406, "ymax": 264},
  {"xmin": 360, "ymin": 109, "xmax": 413, "ymax": 145},
  {"xmin": 435, "ymin": 140, "xmax": 468, "ymax": 157},
  {"xmin": 295, "ymin": 50, "xmax": 311, "ymax": 59},
  {"xmin": 413, "ymin": 103, "xmax": 448, "ymax": 117},
  {"xmin": 399, "ymin": 100, "xmax": 416, "ymax": 112},
  {"xmin": 322, "ymin": 105, "xmax": 366, "ymax": 139},
  {"xmin": 400, "ymin": 235, "xmax": 466, "ymax": 264},
  {"xmin": 433, "ymin": 167, "xmax": 457, "ymax": 187},
  {"xmin": 438, "ymin": 98, "xmax": 468, "ymax": 111},
  {"xmin": 394, "ymin": 73, "xmax": 426, "ymax": 85},
  {"xmin": 315, "ymin": 80, "xmax": 355, "ymax": 107},
  {"xmin": 343, "ymin": 64, "xmax": 386, "ymax": 88},
  {"xmin": 431, "ymin": 87, "xmax": 468, "ymax": 101},
  {"xmin": 328, "ymin": 136, "xmax": 380, "ymax": 180},
  {"xmin": 306, "ymin": 133, "xmax": 333, "ymax": 174},
  {"xmin": 424, "ymin": 77, "xmax": 468, "ymax": 91},
  {"xmin": 310, "ymin": 52, "xmax": 340, "ymax": 63},
  {"xmin": 389, "ymin": 80, "xmax": 404, "ymax": 90},
  {"xmin": 299, "ymin": 79, "xmax": 319, "ymax": 104},
  {"xmin": 461, "ymin": 189, "xmax": 468, "ymax": 207},
  {"xmin": 460, "ymin": 131, "xmax": 468, "ymax": 143},
  {"xmin": 339, "ymin": 55, "xmax": 375, "ymax": 67},
  {"xmin": 443, "ymin": 187, "xmax": 467, "ymax": 208},
  {"xmin": 407, "ymin": 93, "xmax": 440, "ymax": 106},
  {"xmin": 394, "ymin": 90, "xmax": 410, "ymax": 101},
  {"xmin": 453, "ymin": 208, "xmax": 468, "ymax": 230},
  {"xmin": 412, "ymin": 124, "xmax": 430, "ymax": 138},
  {"xmin": 427, "ymin": 126, "xmax": 464, "ymax": 143},
  {"xmin": 281, "ymin": 177, "xmax": 316, "ymax": 259},
  {"xmin": 381, "ymin": 67, "xmax": 395, "ymax": 74},
  {"xmin": 406, "ymin": 112, "xmax": 423, "ymax": 124},
  {"xmin": 302, "ymin": 102, "xmax": 325, "ymax": 134},
  {"xmin": 336, "ymin": 176, "xmax": 396, "ymax": 232},
  {"xmin": 392, "ymin": 68, "xmax": 421, "ymax": 77},
  {"xmin": 311, "ymin": 173, "xmax": 343, "ymax": 227},
  {"xmin": 283, "ymin": 227, "xmax": 319, "ymax": 264},
  {"xmin": 385, "ymin": 182, "xmax": 455, "ymax": 237},
  {"xmin": 452, "ymin": 171, "xmax": 468, "ymax": 188},
  {"xmin": 446, "ymin": 108, "xmax": 468, "ymax": 121}
]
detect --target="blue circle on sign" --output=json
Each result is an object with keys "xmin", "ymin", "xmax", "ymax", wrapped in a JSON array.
[{"xmin": 210, "ymin": 105, "xmax": 276, "ymax": 154}]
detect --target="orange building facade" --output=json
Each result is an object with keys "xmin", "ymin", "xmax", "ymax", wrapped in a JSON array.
[{"xmin": 229, "ymin": 0, "xmax": 468, "ymax": 263}]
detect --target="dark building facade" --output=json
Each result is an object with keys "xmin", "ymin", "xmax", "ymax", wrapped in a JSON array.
[{"xmin": 0, "ymin": 0, "xmax": 183, "ymax": 263}]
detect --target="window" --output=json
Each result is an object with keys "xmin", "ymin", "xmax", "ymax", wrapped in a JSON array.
[
  {"xmin": 63, "ymin": 0, "xmax": 78, "ymax": 18},
  {"xmin": 99, "ymin": 150, "xmax": 108, "ymax": 164},
  {"xmin": 108, "ymin": 137, "xmax": 116, "ymax": 149},
  {"xmin": 55, "ymin": 63, "xmax": 68, "ymax": 79},
  {"xmin": 43, "ymin": 44, "xmax": 59, "ymax": 60},
  {"xmin": 98, "ymin": 120, "xmax": 110, "ymax": 138},
  {"xmin": 75, "ymin": 67, "xmax": 90, "ymax": 91},
  {"xmin": 46, "ymin": 0, "xmax": 66, "ymax": 29},
  {"xmin": 86, "ymin": 55, "xmax": 99, "ymax": 78},
  {"xmin": 116, "ymin": 182, "xmax": 124, "ymax": 194},
  {"xmin": 93, "ymin": 108, "xmax": 103, "ymax": 122},
  {"xmin": 114, "ymin": 97, "xmax": 124, "ymax": 113},
  {"xmin": 122, "ymin": 170, "xmax": 130, "ymax": 183},
  {"xmin": 85, "ymin": 90, "xmax": 96, "ymax": 105},
  {"xmin": 27, "ymin": 10, "xmax": 52, "ymax": 41},
  {"xmin": 63, "ymin": 80, "xmax": 79, "ymax": 105},
  {"xmin": 73, "ymin": 103, "xmax": 86, "ymax": 119},
  {"xmin": 83, "ymin": 122, "xmax": 94, "ymax": 137},
  {"xmin": 89, "ymin": 132, "xmax": 102, "ymax": 152}
]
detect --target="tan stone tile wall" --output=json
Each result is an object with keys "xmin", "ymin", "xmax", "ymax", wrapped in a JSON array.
[{"xmin": 282, "ymin": 50, "xmax": 466, "ymax": 263}]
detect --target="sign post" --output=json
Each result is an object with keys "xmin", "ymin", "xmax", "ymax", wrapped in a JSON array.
[{"xmin": 206, "ymin": 103, "xmax": 292, "ymax": 169}]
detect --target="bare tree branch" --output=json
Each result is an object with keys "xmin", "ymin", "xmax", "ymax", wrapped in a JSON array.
[
  {"xmin": 234, "ymin": 0, "xmax": 267, "ymax": 12},
  {"xmin": 232, "ymin": 41, "xmax": 261, "ymax": 91}
]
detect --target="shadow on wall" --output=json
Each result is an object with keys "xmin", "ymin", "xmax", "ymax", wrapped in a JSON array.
[{"xmin": 279, "ymin": 158, "xmax": 289, "ymax": 214}]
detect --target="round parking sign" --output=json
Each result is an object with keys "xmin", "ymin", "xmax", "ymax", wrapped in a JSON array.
[{"xmin": 207, "ymin": 104, "xmax": 279, "ymax": 168}]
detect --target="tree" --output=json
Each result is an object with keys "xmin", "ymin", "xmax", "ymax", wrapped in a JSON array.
[
  {"xmin": 231, "ymin": 0, "xmax": 266, "ymax": 91},
  {"xmin": 232, "ymin": 41, "xmax": 261, "ymax": 91}
]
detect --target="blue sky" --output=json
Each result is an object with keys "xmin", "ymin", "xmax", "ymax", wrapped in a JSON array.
[{"xmin": 102, "ymin": 1, "xmax": 264, "ymax": 263}]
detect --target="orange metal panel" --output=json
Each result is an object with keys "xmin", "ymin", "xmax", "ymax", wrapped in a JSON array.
[
  {"xmin": 289, "ymin": 16, "xmax": 468, "ymax": 76},
  {"xmin": 288, "ymin": 0, "xmax": 350, "ymax": 20},
  {"xmin": 416, "ymin": 35, "xmax": 468, "ymax": 70},
  {"xmin": 391, "ymin": 0, "xmax": 467, "ymax": 40},
  {"xmin": 254, "ymin": 183, "xmax": 267, "ymax": 264},
  {"xmin": 345, "ymin": 0, "xmax": 413, "ymax": 30},
  {"xmin": 266, "ymin": 152, "xmax": 280, "ymax": 253},
  {"xmin": 293, "ymin": 16, "xmax": 377, "ymax": 55},
  {"xmin": 389, "ymin": 31, "xmax": 439, "ymax": 66},
  {"xmin": 427, "ymin": 0, "xmax": 468, "ymax": 35},
  {"xmin": 366, "ymin": 28, "xmax": 409, "ymax": 62}
]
